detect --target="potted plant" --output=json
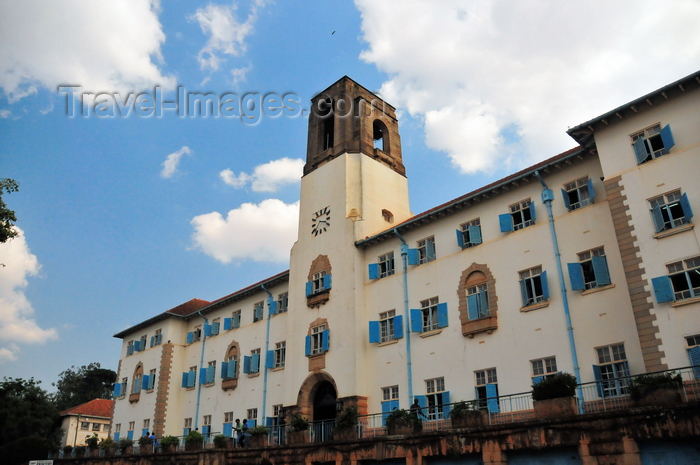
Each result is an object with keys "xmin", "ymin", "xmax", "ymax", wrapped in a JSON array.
[
  {"xmin": 288, "ymin": 414, "xmax": 310, "ymax": 444},
  {"xmin": 118, "ymin": 437, "xmax": 134, "ymax": 455},
  {"xmin": 385, "ymin": 409, "xmax": 422, "ymax": 435},
  {"xmin": 532, "ymin": 372, "xmax": 578, "ymax": 419},
  {"xmin": 185, "ymin": 430, "xmax": 204, "ymax": 451},
  {"xmin": 160, "ymin": 435, "xmax": 180, "ymax": 453},
  {"xmin": 85, "ymin": 433, "xmax": 99, "ymax": 456},
  {"xmin": 98, "ymin": 437, "xmax": 116, "ymax": 456},
  {"xmin": 62, "ymin": 445, "xmax": 73, "ymax": 458},
  {"xmin": 74, "ymin": 445, "xmax": 87, "ymax": 457},
  {"xmin": 248, "ymin": 426, "xmax": 270, "ymax": 448},
  {"xmin": 213, "ymin": 434, "xmax": 233, "ymax": 449},
  {"xmin": 335, "ymin": 405, "xmax": 359, "ymax": 440},
  {"xmin": 138, "ymin": 434, "xmax": 154, "ymax": 453},
  {"xmin": 629, "ymin": 372, "xmax": 683, "ymax": 407},
  {"xmin": 449, "ymin": 400, "xmax": 486, "ymax": 428}
]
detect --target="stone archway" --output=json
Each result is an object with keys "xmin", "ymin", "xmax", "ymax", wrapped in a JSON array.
[
  {"xmin": 313, "ymin": 381, "xmax": 337, "ymax": 422},
  {"xmin": 296, "ymin": 372, "xmax": 338, "ymax": 421}
]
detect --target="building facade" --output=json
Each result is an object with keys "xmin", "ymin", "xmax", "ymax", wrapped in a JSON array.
[
  {"xmin": 111, "ymin": 73, "xmax": 700, "ymax": 442},
  {"xmin": 59, "ymin": 399, "xmax": 114, "ymax": 448}
]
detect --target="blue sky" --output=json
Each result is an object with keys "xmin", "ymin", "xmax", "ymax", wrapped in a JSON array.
[{"xmin": 1, "ymin": 0, "xmax": 699, "ymax": 391}]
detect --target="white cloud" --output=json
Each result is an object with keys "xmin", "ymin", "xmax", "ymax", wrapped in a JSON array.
[
  {"xmin": 161, "ymin": 146, "xmax": 192, "ymax": 179},
  {"xmin": 0, "ymin": 0, "xmax": 175, "ymax": 102},
  {"xmin": 191, "ymin": 2, "xmax": 263, "ymax": 72},
  {"xmin": 220, "ymin": 157, "xmax": 304, "ymax": 192},
  {"xmin": 191, "ymin": 199, "xmax": 299, "ymax": 264},
  {"xmin": 231, "ymin": 64, "xmax": 252, "ymax": 86},
  {"xmin": 0, "ymin": 110, "xmax": 10, "ymax": 118},
  {"xmin": 0, "ymin": 228, "xmax": 58, "ymax": 363},
  {"xmin": 355, "ymin": 0, "xmax": 700, "ymax": 174}
]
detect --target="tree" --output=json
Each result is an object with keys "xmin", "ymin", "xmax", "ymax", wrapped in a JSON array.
[
  {"xmin": 0, "ymin": 377, "xmax": 61, "ymax": 464},
  {"xmin": 52, "ymin": 363, "xmax": 117, "ymax": 412},
  {"xmin": 0, "ymin": 178, "xmax": 19, "ymax": 243}
]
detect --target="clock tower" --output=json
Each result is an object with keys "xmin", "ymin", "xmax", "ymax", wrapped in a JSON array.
[{"xmin": 284, "ymin": 77, "xmax": 412, "ymax": 417}]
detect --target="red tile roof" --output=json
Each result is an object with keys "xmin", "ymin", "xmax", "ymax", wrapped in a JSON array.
[
  {"xmin": 60, "ymin": 398, "xmax": 114, "ymax": 418},
  {"xmin": 166, "ymin": 298, "xmax": 211, "ymax": 317}
]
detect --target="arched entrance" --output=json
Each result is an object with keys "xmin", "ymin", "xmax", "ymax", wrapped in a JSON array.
[{"xmin": 312, "ymin": 381, "xmax": 337, "ymax": 422}]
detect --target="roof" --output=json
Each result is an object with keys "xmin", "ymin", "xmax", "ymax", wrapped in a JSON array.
[
  {"xmin": 356, "ymin": 146, "xmax": 587, "ymax": 247},
  {"xmin": 60, "ymin": 398, "xmax": 114, "ymax": 418},
  {"xmin": 567, "ymin": 69, "xmax": 700, "ymax": 148}
]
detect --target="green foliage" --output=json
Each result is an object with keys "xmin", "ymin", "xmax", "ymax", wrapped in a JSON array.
[
  {"xmin": 336, "ymin": 405, "xmax": 359, "ymax": 428},
  {"xmin": 385, "ymin": 409, "xmax": 422, "ymax": 433},
  {"xmin": 449, "ymin": 400, "xmax": 479, "ymax": 418},
  {"xmin": 138, "ymin": 435, "xmax": 152, "ymax": 446},
  {"xmin": 0, "ymin": 178, "xmax": 19, "ymax": 243},
  {"xmin": 0, "ymin": 436, "xmax": 56, "ymax": 465},
  {"xmin": 85, "ymin": 433, "xmax": 99, "ymax": 449},
  {"xmin": 628, "ymin": 372, "xmax": 683, "ymax": 401},
  {"xmin": 98, "ymin": 437, "xmax": 115, "ymax": 450},
  {"xmin": 62, "ymin": 445, "xmax": 73, "ymax": 453},
  {"xmin": 213, "ymin": 434, "xmax": 230, "ymax": 447},
  {"xmin": 185, "ymin": 430, "xmax": 204, "ymax": 445},
  {"xmin": 532, "ymin": 372, "xmax": 578, "ymax": 401},
  {"xmin": 74, "ymin": 445, "xmax": 86, "ymax": 455},
  {"xmin": 160, "ymin": 435, "xmax": 180, "ymax": 447},
  {"xmin": 52, "ymin": 363, "xmax": 117, "ymax": 412},
  {"xmin": 117, "ymin": 437, "xmax": 133, "ymax": 450},
  {"xmin": 250, "ymin": 425, "xmax": 270, "ymax": 436},
  {"xmin": 290, "ymin": 413, "xmax": 309, "ymax": 432}
]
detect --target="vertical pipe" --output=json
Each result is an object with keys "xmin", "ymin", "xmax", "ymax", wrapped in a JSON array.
[
  {"xmin": 260, "ymin": 285, "xmax": 274, "ymax": 423},
  {"xmin": 194, "ymin": 311, "xmax": 209, "ymax": 429},
  {"xmin": 393, "ymin": 228, "xmax": 414, "ymax": 406}
]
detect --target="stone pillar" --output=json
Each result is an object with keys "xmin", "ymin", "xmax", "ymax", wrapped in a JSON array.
[
  {"xmin": 578, "ymin": 434, "xmax": 597, "ymax": 465},
  {"xmin": 482, "ymin": 440, "xmax": 507, "ymax": 465},
  {"xmin": 621, "ymin": 436, "xmax": 642, "ymax": 465}
]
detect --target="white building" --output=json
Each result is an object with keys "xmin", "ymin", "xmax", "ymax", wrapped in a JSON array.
[
  {"xmin": 111, "ymin": 73, "xmax": 700, "ymax": 441},
  {"xmin": 59, "ymin": 399, "xmax": 113, "ymax": 448}
]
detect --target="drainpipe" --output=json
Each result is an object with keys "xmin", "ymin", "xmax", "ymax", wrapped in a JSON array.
[
  {"xmin": 393, "ymin": 228, "xmax": 414, "ymax": 406},
  {"xmin": 194, "ymin": 311, "xmax": 209, "ymax": 429},
  {"xmin": 534, "ymin": 170, "xmax": 584, "ymax": 413},
  {"xmin": 260, "ymin": 284, "xmax": 274, "ymax": 423}
]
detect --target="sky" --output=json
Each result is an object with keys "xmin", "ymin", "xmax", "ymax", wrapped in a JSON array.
[{"xmin": 1, "ymin": 0, "xmax": 700, "ymax": 391}]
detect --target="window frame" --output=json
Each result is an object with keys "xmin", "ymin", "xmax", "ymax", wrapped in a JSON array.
[
  {"xmin": 417, "ymin": 236, "xmax": 436, "ymax": 264},
  {"xmin": 475, "ymin": 368, "xmax": 499, "ymax": 413},
  {"xmin": 562, "ymin": 176, "xmax": 594, "ymax": 211},
  {"xmin": 648, "ymin": 190, "xmax": 693, "ymax": 234},
  {"xmin": 568, "ymin": 247, "xmax": 611, "ymax": 291},
  {"xmin": 519, "ymin": 266, "xmax": 549, "ymax": 307},
  {"xmin": 274, "ymin": 341, "xmax": 286, "ymax": 368},
  {"xmin": 531, "ymin": 356, "xmax": 558, "ymax": 383},
  {"xmin": 631, "ymin": 123, "xmax": 675, "ymax": 164},
  {"xmin": 457, "ymin": 218, "xmax": 482, "ymax": 249},
  {"xmin": 593, "ymin": 343, "xmax": 630, "ymax": 398}
]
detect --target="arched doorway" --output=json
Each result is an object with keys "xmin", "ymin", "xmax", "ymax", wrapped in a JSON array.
[{"xmin": 312, "ymin": 381, "xmax": 337, "ymax": 422}]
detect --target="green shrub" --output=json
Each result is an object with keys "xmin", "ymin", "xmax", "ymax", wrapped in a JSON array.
[
  {"xmin": 98, "ymin": 437, "xmax": 115, "ymax": 450},
  {"xmin": 85, "ymin": 433, "xmax": 99, "ymax": 449},
  {"xmin": 185, "ymin": 430, "xmax": 204, "ymax": 445},
  {"xmin": 385, "ymin": 409, "xmax": 422, "ymax": 433},
  {"xmin": 138, "ymin": 435, "xmax": 152, "ymax": 446},
  {"xmin": 628, "ymin": 372, "xmax": 682, "ymax": 401},
  {"xmin": 336, "ymin": 405, "xmax": 359, "ymax": 428},
  {"xmin": 117, "ymin": 437, "xmax": 133, "ymax": 450},
  {"xmin": 290, "ymin": 413, "xmax": 309, "ymax": 432},
  {"xmin": 160, "ymin": 435, "xmax": 180, "ymax": 447},
  {"xmin": 62, "ymin": 445, "xmax": 73, "ymax": 453},
  {"xmin": 250, "ymin": 425, "xmax": 270, "ymax": 436},
  {"xmin": 449, "ymin": 400, "xmax": 479, "ymax": 418},
  {"xmin": 532, "ymin": 372, "xmax": 577, "ymax": 401},
  {"xmin": 213, "ymin": 434, "xmax": 230, "ymax": 447}
]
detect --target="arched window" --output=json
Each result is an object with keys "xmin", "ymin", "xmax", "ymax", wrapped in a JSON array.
[
  {"xmin": 222, "ymin": 341, "xmax": 240, "ymax": 391},
  {"xmin": 457, "ymin": 264, "xmax": 498, "ymax": 338},
  {"xmin": 373, "ymin": 119, "xmax": 389, "ymax": 152}
]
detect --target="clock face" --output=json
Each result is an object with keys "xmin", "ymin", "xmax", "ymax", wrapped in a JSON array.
[{"xmin": 311, "ymin": 206, "xmax": 331, "ymax": 236}]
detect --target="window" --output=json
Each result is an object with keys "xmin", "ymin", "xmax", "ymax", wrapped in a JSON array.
[
  {"xmin": 531, "ymin": 357, "xmax": 558, "ymax": 383},
  {"xmin": 252, "ymin": 301, "xmax": 264, "ymax": 322},
  {"xmin": 417, "ymin": 237, "xmax": 436, "ymax": 264},
  {"xmin": 519, "ymin": 266, "xmax": 549, "ymax": 306},
  {"xmin": 138, "ymin": 335, "xmax": 147, "ymax": 351},
  {"xmin": 631, "ymin": 124, "xmax": 675, "ymax": 164},
  {"xmin": 382, "ymin": 209, "xmax": 394, "ymax": 223},
  {"xmin": 209, "ymin": 318, "xmax": 221, "ymax": 336},
  {"xmin": 203, "ymin": 361, "xmax": 216, "ymax": 384},
  {"xmin": 247, "ymin": 408, "xmax": 258, "ymax": 426},
  {"xmin": 127, "ymin": 340, "xmax": 134, "ymax": 356},
  {"xmin": 369, "ymin": 252, "xmax": 396, "ymax": 279},
  {"xmin": 181, "ymin": 366, "xmax": 197, "ymax": 388},
  {"xmin": 202, "ymin": 415, "xmax": 211, "ymax": 437},
  {"xmin": 467, "ymin": 283, "xmax": 489, "ymax": 320},
  {"xmin": 653, "ymin": 256, "xmax": 700, "ymax": 303},
  {"xmin": 568, "ymin": 247, "xmax": 611, "ymax": 291},
  {"xmin": 649, "ymin": 190, "xmax": 693, "ymax": 233},
  {"xmin": 146, "ymin": 369, "xmax": 156, "ymax": 391},
  {"xmin": 421, "ymin": 298, "xmax": 439, "ymax": 332},
  {"xmin": 143, "ymin": 419, "xmax": 150, "ymax": 430},
  {"xmin": 306, "ymin": 324, "xmax": 328, "ymax": 356},
  {"xmin": 224, "ymin": 412, "xmax": 234, "ymax": 423},
  {"xmin": 562, "ymin": 176, "xmax": 594, "ymax": 211},
  {"xmin": 310, "ymin": 271, "xmax": 329, "ymax": 295},
  {"xmin": 187, "ymin": 326, "xmax": 202, "ymax": 344},
  {"xmin": 457, "ymin": 218, "xmax": 482, "ymax": 249},
  {"xmin": 128, "ymin": 421, "xmax": 135, "ymax": 431},
  {"xmin": 183, "ymin": 418, "xmax": 192, "ymax": 437},
  {"xmin": 500, "ymin": 199, "xmax": 535, "ymax": 232},
  {"xmin": 593, "ymin": 344, "xmax": 630, "ymax": 397},
  {"xmin": 150, "ymin": 329, "xmax": 162, "ymax": 347},
  {"xmin": 244, "ymin": 349, "xmax": 261, "ymax": 374},
  {"xmin": 92, "ymin": 423, "xmax": 101, "ymax": 431},
  {"xmin": 115, "ymin": 424, "xmax": 121, "ymax": 433},
  {"xmin": 224, "ymin": 310, "xmax": 241, "ymax": 330},
  {"xmin": 306, "ymin": 255, "xmax": 332, "ymax": 304},
  {"xmin": 369, "ymin": 310, "xmax": 404, "ymax": 343},
  {"xmin": 223, "ymin": 412, "xmax": 234, "ymax": 437},
  {"xmin": 274, "ymin": 341, "xmax": 286, "ymax": 368},
  {"xmin": 277, "ymin": 293, "xmax": 288, "ymax": 313},
  {"xmin": 132, "ymin": 373, "xmax": 142, "ymax": 394},
  {"xmin": 113, "ymin": 377, "xmax": 128, "ymax": 397},
  {"xmin": 380, "ymin": 310, "xmax": 396, "ymax": 342},
  {"xmin": 425, "ymin": 377, "xmax": 450, "ymax": 420},
  {"xmin": 410, "ymin": 298, "xmax": 448, "ymax": 333},
  {"xmin": 80, "ymin": 421, "xmax": 89, "ymax": 430},
  {"xmin": 686, "ymin": 335, "xmax": 700, "ymax": 379},
  {"xmin": 381, "ymin": 386, "xmax": 400, "ymax": 425},
  {"xmin": 221, "ymin": 352, "xmax": 238, "ymax": 380},
  {"xmin": 475, "ymin": 368, "xmax": 499, "ymax": 413}
]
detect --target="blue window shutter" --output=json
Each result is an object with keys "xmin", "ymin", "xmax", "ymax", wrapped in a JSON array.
[
  {"xmin": 113, "ymin": 383, "xmax": 121, "ymax": 397},
  {"xmin": 266, "ymin": 350, "xmax": 274, "ymax": 369},
  {"xmin": 394, "ymin": 315, "xmax": 404, "ymax": 339},
  {"xmin": 651, "ymin": 204, "xmax": 664, "ymax": 233},
  {"xmin": 254, "ymin": 304, "xmax": 263, "ymax": 321},
  {"xmin": 592, "ymin": 256, "xmax": 611, "ymax": 286},
  {"xmin": 381, "ymin": 401, "xmax": 392, "ymax": 426},
  {"xmin": 113, "ymin": 432, "xmax": 120, "ymax": 442},
  {"xmin": 688, "ymin": 346, "xmax": 700, "ymax": 379},
  {"xmin": 651, "ymin": 276, "xmax": 674, "ymax": 303},
  {"xmin": 265, "ymin": 417, "xmax": 274, "ymax": 427},
  {"xmin": 426, "ymin": 240, "xmax": 436, "ymax": 261},
  {"xmin": 587, "ymin": 178, "xmax": 595, "ymax": 204},
  {"xmin": 485, "ymin": 384, "xmax": 499, "ymax": 413},
  {"xmin": 141, "ymin": 375, "xmax": 149, "ymax": 390},
  {"xmin": 228, "ymin": 360, "xmax": 237, "ymax": 378},
  {"xmin": 660, "ymin": 124, "xmax": 675, "ymax": 151},
  {"xmin": 221, "ymin": 361, "xmax": 228, "ymax": 379},
  {"xmin": 202, "ymin": 425, "xmax": 210, "ymax": 436},
  {"xmin": 157, "ymin": 333, "xmax": 162, "ymax": 345},
  {"xmin": 437, "ymin": 302, "xmax": 448, "ymax": 328},
  {"xmin": 680, "ymin": 192, "xmax": 694, "ymax": 222},
  {"xmin": 188, "ymin": 370, "xmax": 196, "ymax": 388},
  {"xmin": 269, "ymin": 300, "xmax": 278, "ymax": 315},
  {"xmin": 212, "ymin": 322, "xmax": 220, "ymax": 335},
  {"xmin": 323, "ymin": 273, "xmax": 332, "ymax": 290},
  {"xmin": 249, "ymin": 419, "xmax": 257, "ymax": 428},
  {"xmin": 148, "ymin": 375, "xmax": 155, "ymax": 390},
  {"xmin": 322, "ymin": 329, "xmax": 330, "ymax": 352},
  {"xmin": 127, "ymin": 345, "xmax": 133, "ymax": 356},
  {"xmin": 456, "ymin": 229, "xmax": 465, "ymax": 248},
  {"xmin": 181, "ymin": 372, "xmax": 188, "ymax": 388},
  {"xmin": 182, "ymin": 429, "xmax": 189, "ymax": 437},
  {"xmin": 441, "ymin": 391, "xmax": 451, "ymax": 418},
  {"xmin": 410, "ymin": 308, "xmax": 422, "ymax": 332},
  {"xmin": 540, "ymin": 271, "xmax": 549, "ymax": 300},
  {"xmin": 141, "ymin": 428, "xmax": 148, "ymax": 437},
  {"xmin": 223, "ymin": 318, "xmax": 232, "ymax": 330},
  {"xmin": 243, "ymin": 356, "xmax": 251, "ymax": 374},
  {"xmin": 499, "ymin": 213, "xmax": 513, "ymax": 232},
  {"xmin": 416, "ymin": 395, "xmax": 428, "ymax": 411},
  {"xmin": 206, "ymin": 365, "xmax": 215, "ymax": 383},
  {"xmin": 199, "ymin": 368, "xmax": 207, "ymax": 384},
  {"xmin": 133, "ymin": 380, "xmax": 141, "ymax": 393},
  {"xmin": 127, "ymin": 431, "xmax": 134, "ymax": 440},
  {"xmin": 369, "ymin": 263, "xmax": 380, "ymax": 279},
  {"xmin": 233, "ymin": 312, "xmax": 241, "ymax": 328},
  {"xmin": 407, "ymin": 248, "xmax": 419, "ymax": 265},
  {"xmin": 186, "ymin": 332, "xmax": 193, "ymax": 344},
  {"xmin": 305, "ymin": 281, "xmax": 313, "ymax": 297},
  {"xmin": 529, "ymin": 202, "xmax": 536, "ymax": 222},
  {"xmin": 519, "ymin": 278, "xmax": 528, "ymax": 307},
  {"xmin": 251, "ymin": 353, "xmax": 260, "ymax": 372},
  {"xmin": 305, "ymin": 335, "xmax": 311, "ymax": 356},
  {"xmin": 469, "ymin": 225, "xmax": 482, "ymax": 245},
  {"xmin": 633, "ymin": 138, "xmax": 647, "ymax": 164},
  {"xmin": 204, "ymin": 324, "xmax": 212, "ymax": 337},
  {"xmin": 592, "ymin": 365, "xmax": 604, "ymax": 397},
  {"xmin": 150, "ymin": 336, "xmax": 155, "ymax": 347},
  {"xmin": 532, "ymin": 376, "xmax": 545, "ymax": 385},
  {"xmin": 368, "ymin": 321, "xmax": 380, "ymax": 343},
  {"xmin": 223, "ymin": 423, "xmax": 232, "ymax": 437},
  {"xmin": 467, "ymin": 294, "xmax": 479, "ymax": 320},
  {"xmin": 478, "ymin": 291, "xmax": 489, "ymax": 317},
  {"xmin": 561, "ymin": 188, "xmax": 572, "ymax": 211},
  {"xmin": 568, "ymin": 263, "xmax": 585, "ymax": 290},
  {"xmin": 133, "ymin": 341, "xmax": 140, "ymax": 352}
]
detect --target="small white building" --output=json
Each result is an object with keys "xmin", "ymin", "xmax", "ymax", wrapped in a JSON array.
[
  {"xmin": 111, "ymin": 72, "xmax": 700, "ymax": 440},
  {"xmin": 59, "ymin": 398, "xmax": 113, "ymax": 447}
]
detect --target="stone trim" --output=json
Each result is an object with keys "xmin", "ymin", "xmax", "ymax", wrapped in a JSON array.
[
  {"xmin": 307, "ymin": 255, "xmax": 332, "ymax": 308},
  {"xmin": 153, "ymin": 343, "xmax": 173, "ymax": 437},
  {"xmin": 307, "ymin": 318, "xmax": 329, "ymax": 372},
  {"xmin": 129, "ymin": 363, "xmax": 143, "ymax": 403},
  {"xmin": 221, "ymin": 340, "xmax": 240, "ymax": 391},
  {"xmin": 603, "ymin": 176, "xmax": 667, "ymax": 372},
  {"xmin": 295, "ymin": 372, "xmax": 338, "ymax": 419},
  {"xmin": 457, "ymin": 263, "xmax": 499, "ymax": 337}
]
